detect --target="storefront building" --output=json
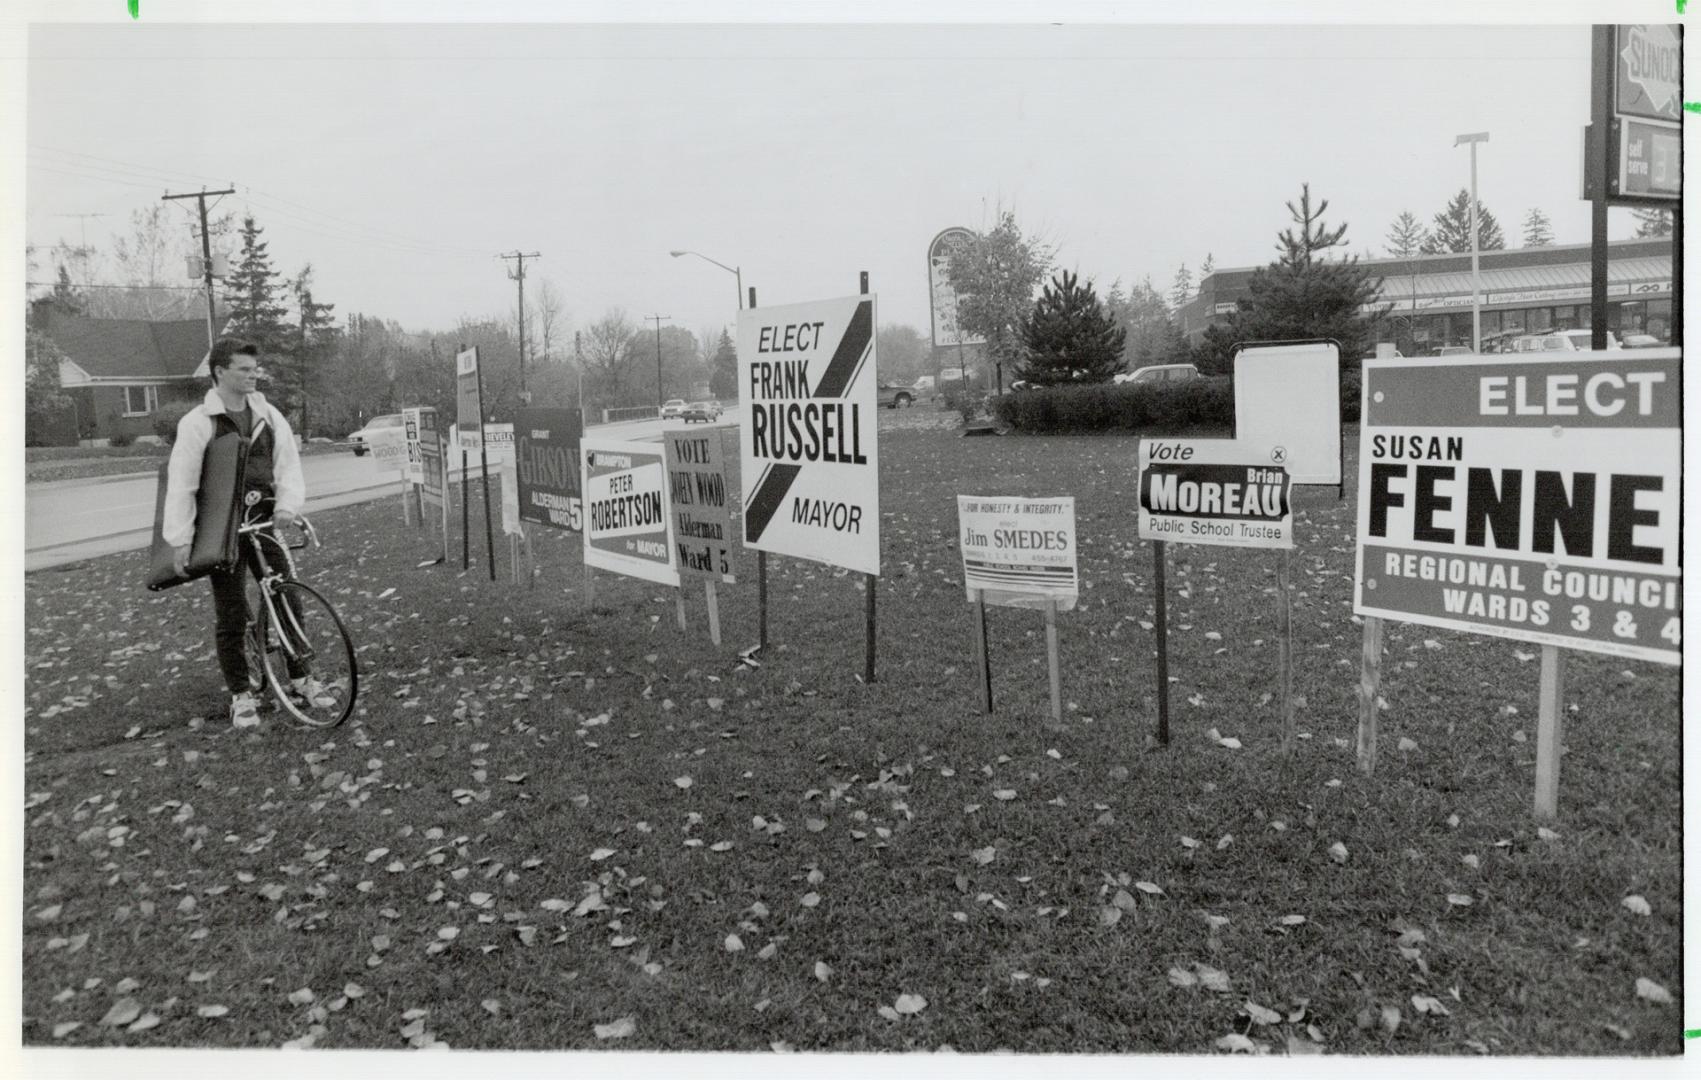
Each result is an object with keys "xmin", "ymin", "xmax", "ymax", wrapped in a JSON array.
[{"xmin": 1180, "ymin": 237, "xmax": 1673, "ymax": 355}]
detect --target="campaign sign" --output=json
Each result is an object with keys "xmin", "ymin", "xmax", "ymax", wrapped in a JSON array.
[
  {"xmin": 455, "ymin": 347, "xmax": 483, "ymax": 451},
  {"xmin": 1232, "ymin": 341, "xmax": 1341, "ymax": 486},
  {"xmin": 402, "ymin": 407, "xmax": 426, "ymax": 484},
  {"xmin": 418, "ymin": 407, "xmax": 447, "ymax": 511},
  {"xmin": 957, "ymin": 496, "xmax": 1078, "ymax": 611},
  {"xmin": 737, "ymin": 295, "xmax": 881, "ymax": 576},
  {"xmin": 1354, "ymin": 351, "xmax": 1681, "ymax": 665},
  {"xmin": 1138, "ymin": 439, "xmax": 1294, "ymax": 550},
  {"xmin": 366, "ymin": 426, "xmax": 408, "ymax": 470},
  {"xmin": 581, "ymin": 436, "xmax": 679, "ymax": 587},
  {"xmin": 665, "ymin": 430, "xmax": 735, "ymax": 583},
  {"xmin": 514, "ymin": 408, "xmax": 583, "ymax": 531},
  {"xmin": 482, "ymin": 423, "xmax": 514, "ymax": 464}
]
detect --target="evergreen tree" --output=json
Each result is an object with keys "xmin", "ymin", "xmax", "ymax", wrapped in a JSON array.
[
  {"xmin": 708, "ymin": 329, "xmax": 738, "ymax": 400},
  {"xmin": 1421, "ymin": 189, "xmax": 1505, "ymax": 253},
  {"xmin": 1109, "ymin": 276, "xmax": 1184, "ymax": 368},
  {"xmin": 1633, "ymin": 207, "xmax": 1674, "ymax": 237},
  {"xmin": 946, "ymin": 209, "xmax": 1052, "ymax": 393},
  {"xmin": 288, "ymin": 265, "xmax": 339, "ymax": 437},
  {"xmin": 1522, "ymin": 207, "xmax": 1554, "ymax": 247},
  {"xmin": 1384, "ymin": 211, "xmax": 1428, "ymax": 259},
  {"xmin": 222, "ymin": 214, "xmax": 292, "ymax": 362},
  {"xmin": 1169, "ymin": 264, "xmax": 1193, "ymax": 311},
  {"xmin": 1200, "ymin": 253, "xmax": 1215, "ymax": 279},
  {"xmin": 51, "ymin": 265, "xmax": 85, "ymax": 313},
  {"xmin": 1017, "ymin": 270, "xmax": 1126, "ymax": 387},
  {"xmin": 1199, "ymin": 184, "xmax": 1386, "ymax": 377},
  {"xmin": 1278, "ymin": 182, "xmax": 1348, "ymax": 268}
]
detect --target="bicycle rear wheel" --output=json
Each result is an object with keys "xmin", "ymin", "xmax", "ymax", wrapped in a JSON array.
[{"xmin": 258, "ymin": 581, "xmax": 358, "ymax": 728}]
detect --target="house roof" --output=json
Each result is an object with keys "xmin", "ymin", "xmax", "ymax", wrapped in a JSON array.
[{"xmin": 41, "ymin": 310, "xmax": 226, "ymax": 383}]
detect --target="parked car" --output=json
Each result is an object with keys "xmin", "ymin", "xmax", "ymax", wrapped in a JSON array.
[
  {"xmin": 912, "ymin": 375, "xmax": 937, "ymax": 398},
  {"xmin": 1557, "ymin": 329, "xmax": 1621, "ymax": 351},
  {"xmin": 1512, "ymin": 330, "xmax": 1621, "ymax": 353},
  {"xmin": 681, "ymin": 401, "xmax": 721, "ymax": 423},
  {"xmin": 660, "ymin": 399, "xmax": 688, "ymax": 420},
  {"xmin": 1621, "ymin": 333, "xmax": 1664, "ymax": 349},
  {"xmin": 346, "ymin": 413, "xmax": 404, "ymax": 456},
  {"xmin": 1115, "ymin": 363, "xmax": 1200, "ymax": 386},
  {"xmin": 1436, "ymin": 346, "xmax": 1473, "ymax": 356},
  {"xmin": 877, "ymin": 383, "xmax": 916, "ymax": 409}
]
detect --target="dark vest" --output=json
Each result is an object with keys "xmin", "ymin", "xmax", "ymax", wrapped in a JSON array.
[{"xmin": 212, "ymin": 402, "xmax": 276, "ymax": 498}]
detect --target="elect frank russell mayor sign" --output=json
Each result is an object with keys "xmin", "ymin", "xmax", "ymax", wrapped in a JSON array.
[
  {"xmin": 1354, "ymin": 351, "xmax": 1681, "ymax": 665},
  {"xmin": 737, "ymin": 295, "xmax": 881, "ymax": 577}
]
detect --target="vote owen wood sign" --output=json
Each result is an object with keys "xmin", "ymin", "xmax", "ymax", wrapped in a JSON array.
[
  {"xmin": 514, "ymin": 408, "xmax": 583, "ymax": 531},
  {"xmin": 736, "ymin": 294, "xmax": 881, "ymax": 577},
  {"xmin": 1354, "ymin": 351, "xmax": 1681, "ymax": 665}
]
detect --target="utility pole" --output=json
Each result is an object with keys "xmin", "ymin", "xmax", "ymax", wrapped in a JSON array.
[
  {"xmin": 500, "ymin": 251, "xmax": 541, "ymax": 403},
  {"xmin": 574, "ymin": 330, "xmax": 586, "ymax": 429},
  {"xmin": 162, "ymin": 186, "xmax": 236, "ymax": 351},
  {"xmin": 645, "ymin": 314, "xmax": 671, "ymax": 411}
]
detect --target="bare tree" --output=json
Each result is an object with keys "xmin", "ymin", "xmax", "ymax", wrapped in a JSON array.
[
  {"xmin": 580, "ymin": 308, "xmax": 641, "ymax": 405},
  {"xmin": 529, "ymin": 277, "xmax": 567, "ymax": 365}
]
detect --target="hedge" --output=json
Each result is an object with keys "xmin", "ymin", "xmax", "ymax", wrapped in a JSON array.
[{"xmin": 993, "ymin": 372, "xmax": 1362, "ymax": 433}]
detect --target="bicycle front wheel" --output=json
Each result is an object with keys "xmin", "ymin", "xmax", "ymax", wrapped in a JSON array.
[{"xmin": 259, "ymin": 581, "xmax": 358, "ymax": 728}]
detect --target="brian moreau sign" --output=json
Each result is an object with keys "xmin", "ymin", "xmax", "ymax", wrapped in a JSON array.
[
  {"xmin": 957, "ymin": 496, "xmax": 1079, "ymax": 611},
  {"xmin": 1137, "ymin": 439, "xmax": 1294, "ymax": 549},
  {"xmin": 736, "ymin": 294, "xmax": 881, "ymax": 576},
  {"xmin": 580, "ymin": 437, "xmax": 678, "ymax": 587},
  {"xmin": 1354, "ymin": 351, "xmax": 1680, "ymax": 665}
]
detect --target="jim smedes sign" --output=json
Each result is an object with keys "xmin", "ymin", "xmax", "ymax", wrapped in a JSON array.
[{"xmin": 1354, "ymin": 351, "xmax": 1681, "ymax": 664}]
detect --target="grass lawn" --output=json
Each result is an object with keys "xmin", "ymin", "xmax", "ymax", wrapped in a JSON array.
[
  {"xmin": 20, "ymin": 409, "xmax": 1681, "ymax": 1055},
  {"xmin": 27, "ymin": 442, "xmax": 350, "ymax": 484}
]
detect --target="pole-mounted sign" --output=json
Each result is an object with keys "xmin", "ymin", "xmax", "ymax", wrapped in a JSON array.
[
  {"xmin": 736, "ymin": 294, "xmax": 881, "ymax": 577},
  {"xmin": 927, "ymin": 227, "xmax": 985, "ymax": 350},
  {"xmin": 580, "ymin": 437, "xmax": 679, "ymax": 587}
]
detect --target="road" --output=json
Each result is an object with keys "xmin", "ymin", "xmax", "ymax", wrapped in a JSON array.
[{"xmin": 24, "ymin": 415, "xmax": 726, "ymax": 572}]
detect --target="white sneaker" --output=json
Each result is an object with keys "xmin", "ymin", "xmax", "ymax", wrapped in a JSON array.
[
  {"xmin": 230, "ymin": 692, "xmax": 261, "ymax": 728},
  {"xmin": 289, "ymin": 676, "xmax": 338, "ymax": 709}
]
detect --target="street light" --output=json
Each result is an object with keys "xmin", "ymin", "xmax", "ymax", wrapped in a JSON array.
[
  {"xmin": 670, "ymin": 249, "xmax": 744, "ymax": 311},
  {"xmin": 1454, "ymin": 131, "xmax": 1489, "ymax": 353}
]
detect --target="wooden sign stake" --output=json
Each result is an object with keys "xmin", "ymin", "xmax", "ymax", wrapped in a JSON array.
[
  {"xmin": 1045, "ymin": 595, "xmax": 1062, "ymax": 723},
  {"xmin": 971, "ymin": 589, "xmax": 993, "ymax": 713},
  {"xmin": 401, "ymin": 474, "xmax": 413, "ymax": 524},
  {"xmin": 583, "ymin": 563, "xmax": 596, "ymax": 610},
  {"xmin": 860, "ymin": 269, "xmax": 877, "ymax": 685},
  {"xmin": 675, "ymin": 587, "xmax": 688, "ymax": 632},
  {"xmin": 1534, "ymin": 645, "xmax": 1566, "ymax": 821},
  {"xmin": 704, "ymin": 580, "xmax": 722, "ymax": 646},
  {"xmin": 1153, "ymin": 539, "xmax": 1171, "ymax": 746},
  {"xmin": 1276, "ymin": 548, "xmax": 1295, "ymax": 758},
  {"xmin": 1356, "ymin": 616, "xmax": 1385, "ymax": 776}
]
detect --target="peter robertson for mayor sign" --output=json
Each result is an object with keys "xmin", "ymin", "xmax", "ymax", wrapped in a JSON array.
[
  {"xmin": 737, "ymin": 295, "xmax": 881, "ymax": 577},
  {"xmin": 1354, "ymin": 352, "xmax": 1681, "ymax": 665},
  {"xmin": 581, "ymin": 437, "xmax": 679, "ymax": 587}
]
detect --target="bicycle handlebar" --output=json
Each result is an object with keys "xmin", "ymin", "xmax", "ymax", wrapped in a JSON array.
[{"xmin": 238, "ymin": 515, "xmax": 319, "ymax": 550}]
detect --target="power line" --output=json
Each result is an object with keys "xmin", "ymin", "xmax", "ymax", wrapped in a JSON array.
[{"xmin": 501, "ymin": 251, "xmax": 542, "ymax": 400}]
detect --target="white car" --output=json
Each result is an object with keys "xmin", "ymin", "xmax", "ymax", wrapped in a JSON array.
[
  {"xmin": 1115, "ymin": 363, "xmax": 1199, "ymax": 386},
  {"xmin": 660, "ymin": 399, "xmax": 688, "ymax": 420},
  {"xmin": 346, "ymin": 413, "xmax": 404, "ymax": 456}
]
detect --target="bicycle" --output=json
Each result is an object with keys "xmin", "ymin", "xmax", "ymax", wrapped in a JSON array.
[{"xmin": 237, "ymin": 502, "xmax": 359, "ymax": 728}]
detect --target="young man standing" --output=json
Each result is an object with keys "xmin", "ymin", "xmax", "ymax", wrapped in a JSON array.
[{"xmin": 164, "ymin": 338, "xmax": 330, "ymax": 727}]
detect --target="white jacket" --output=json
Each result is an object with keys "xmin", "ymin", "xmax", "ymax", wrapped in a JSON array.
[{"xmin": 163, "ymin": 389, "xmax": 305, "ymax": 548}]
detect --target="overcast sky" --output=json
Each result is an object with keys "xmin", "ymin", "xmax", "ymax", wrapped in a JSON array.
[{"xmin": 19, "ymin": 7, "xmax": 1679, "ymax": 349}]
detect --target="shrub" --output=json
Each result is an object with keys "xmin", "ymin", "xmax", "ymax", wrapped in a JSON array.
[
  {"xmin": 153, "ymin": 399, "xmax": 198, "ymax": 444},
  {"xmin": 992, "ymin": 379, "xmax": 1236, "ymax": 435},
  {"xmin": 107, "ymin": 430, "xmax": 136, "ymax": 448},
  {"xmin": 1339, "ymin": 368, "xmax": 1363, "ymax": 423}
]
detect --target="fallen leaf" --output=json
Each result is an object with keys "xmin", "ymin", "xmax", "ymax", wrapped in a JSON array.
[
  {"xmin": 814, "ymin": 961, "xmax": 833, "ymax": 982},
  {"xmin": 1286, "ymin": 1034, "xmax": 1323, "ymax": 1055},
  {"xmin": 1381, "ymin": 1005, "xmax": 1402, "ymax": 1034},
  {"xmin": 589, "ymin": 848, "xmax": 616, "ymax": 861},
  {"xmin": 1446, "ymin": 893, "xmax": 1474, "ymax": 908},
  {"xmin": 593, "ymin": 1016, "xmax": 636, "ymax": 1039},
  {"xmin": 100, "ymin": 998, "xmax": 142, "ymax": 1027},
  {"xmin": 1328, "ymin": 842, "xmax": 1348, "ymax": 864},
  {"xmin": 197, "ymin": 1004, "xmax": 229, "ymax": 1018},
  {"xmin": 1167, "ymin": 966, "xmax": 1198, "ymax": 988},
  {"xmin": 1635, "ymin": 977, "xmax": 1672, "ymax": 1005},
  {"xmin": 970, "ymin": 846, "xmax": 996, "ymax": 866},
  {"xmin": 127, "ymin": 1013, "xmax": 161, "ymax": 1033},
  {"xmin": 893, "ymin": 993, "xmax": 927, "ymax": 1015},
  {"xmin": 1245, "ymin": 1001, "xmax": 1282, "ymax": 1025},
  {"xmin": 673, "ymin": 777, "xmax": 693, "ymax": 790},
  {"xmin": 1622, "ymin": 895, "xmax": 1652, "ymax": 917},
  {"xmin": 1215, "ymin": 1033, "xmax": 1257, "ymax": 1053},
  {"xmin": 1411, "ymin": 994, "xmax": 1452, "ymax": 1016},
  {"xmin": 992, "ymin": 789, "xmax": 1017, "ymax": 801},
  {"xmin": 53, "ymin": 1022, "xmax": 81, "ymax": 1038},
  {"xmin": 1278, "ymin": 914, "xmax": 1307, "ymax": 926},
  {"xmin": 1098, "ymin": 905, "xmax": 1122, "ymax": 928},
  {"xmin": 1397, "ymin": 737, "xmax": 1418, "ymax": 752},
  {"xmin": 1134, "ymin": 881, "xmax": 1164, "ymax": 896},
  {"xmin": 482, "ymin": 999, "xmax": 502, "ymax": 1016},
  {"xmin": 1195, "ymin": 964, "xmax": 1231, "ymax": 993},
  {"xmin": 724, "ymin": 934, "xmax": 744, "ymax": 953}
]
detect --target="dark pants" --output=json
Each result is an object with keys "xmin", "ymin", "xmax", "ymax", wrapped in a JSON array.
[{"xmin": 210, "ymin": 515, "xmax": 308, "ymax": 695}]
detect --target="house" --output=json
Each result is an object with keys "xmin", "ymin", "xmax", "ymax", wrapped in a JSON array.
[{"xmin": 32, "ymin": 302, "xmax": 226, "ymax": 445}]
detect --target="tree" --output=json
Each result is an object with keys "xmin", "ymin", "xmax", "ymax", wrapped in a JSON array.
[
  {"xmin": 1522, "ymin": 207, "xmax": 1554, "ymax": 247},
  {"xmin": 1198, "ymin": 184, "xmax": 1387, "ymax": 376},
  {"xmin": 1384, "ymin": 211, "xmax": 1428, "ymax": 259},
  {"xmin": 1633, "ymin": 207, "xmax": 1673, "ymax": 237},
  {"xmin": 1277, "ymin": 182, "xmax": 1349, "ymax": 268},
  {"xmin": 579, "ymin": 309, "xmax": 642, "ymax": 408},
  {"xmin": 1200, "ymin": 253, "xmax": 1215, "ymax": 279},
  {"xmin": 945, "ymin": 209, "xmax": 1052, "ymax": 393},
  {"xmin": 223, "ymin": 215, "xmax": 292, "ymax": 360},
  {"xmin": 1107, "ymin": 276, "xmax": 1184, "ymax": 368},
  {"xmin": 51, "ymin": 265, "xmax": 84, "ymax": 313},
  {"xmin": 529, "ymin": 278, "xmax": 567, "ymax": 365},
  {"xmin": 875, "ymin": 324, "xmax": 929, "ymax": 384},
  {"xmin": 1421, "ymin": 189, "xmax": 1505, "ymax": 253},
  {"xmin": 323, "ymin": 312, "xmax": 402, "ymax": 433},
  {"xmin": 1017, "ymin": 270, "xmax": 1126, "ymax": 387},
  {"xmin": 25, "ymin": 323, "xmax": 73, "ymax": 445},
  {"xmin": 708, "ymin": 329, "xmax": 739, "ymax": 400},
  {"xmin": 287, "ymin": 265, "xmax": 339, "ymax": 438},
  {"xmin": 1169, "ymin": 264, "xmax": 1193, "ymax": 312}
]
